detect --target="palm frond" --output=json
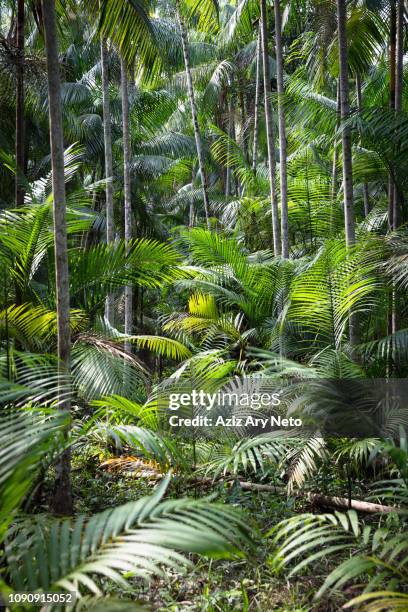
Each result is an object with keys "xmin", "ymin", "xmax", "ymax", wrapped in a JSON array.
[
  {"xmin": 5, "ymin": 474, "xmax": 252, "ymax": 597},
  {"xmin": 0, "ymin": 408, "xmax": 68, "ymax": 538}
]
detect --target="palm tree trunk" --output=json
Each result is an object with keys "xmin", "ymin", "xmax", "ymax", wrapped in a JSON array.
[
  {"xmin": 336, "ymin": 0, "xmax": 358, "ymax": 348},
  {"xmin": 395, "ymin": 0, "xmax": 404, "ymax": 113},
  {"xmin": 225, "ymin": 98, "xmax": 233, "ymax": 198},
  {"xmin": 230, "ymin": 116, "xmax": 240, "ymax": 196},
  {"xmin": 393, "ymin": 0, "xmax": 403, "ymax": 229},
  {"xmin": 239, "ymin": 84, "xmax": 249, "ymax": 165},
  {"xmin": 388, "ymin": 0, "xmax": 396, "ymax": 230},
  {"xmin": 120, "ymin": 57, "xmax": 132, "ymax": 352},
  {"xmin": 189, "ymin": 169, "xmax": 195, "ymax": 227},
  {"xmin": 355, "ymin": 73, "xmax": 370, "ymax": 217},
  {"xmin": 15, "ymin": 0, "xmax": 25, "ymax": 207},
  {"xmin": 176, "ymin": 1, "xmax": 210, "ymax": 229},
  {"xmin": 331, "ymin": 81, "xmax": 340, "ymax": 202},
  {"xmin": 274, "ymin": 0, "xmax": 289, "ymax": 258},
  {"xmin": 252, "ymin": 24, "xmax": 262, "ymax": 175},
  {"xmin": 260, "ymin": 0, "xmax": 280, "ymax": 255},
  {"xmin": 390, "ymin": 0, "xmax": 404, "ymax": 339},
  {"xmin": 336, "ymin": 0, "xmax": 355, "ymax": 247},
  {"xmin": 42, "ymin": 0, "xmax": 73, "ymax": 516},
  {"xmin": 101, "ymin": 38, "xmax": 115, "ymax": 324}
]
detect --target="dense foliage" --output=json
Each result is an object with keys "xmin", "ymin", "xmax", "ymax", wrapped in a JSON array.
[{"xmin": 1, "ymin": 0, "xmax": 408, "ymax": 610}]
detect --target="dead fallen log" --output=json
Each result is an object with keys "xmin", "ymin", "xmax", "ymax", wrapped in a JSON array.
[
  {"xmin": 237, "ymin": 481, "xmax": 400, "ymax": 514},
  {"xmin": 179, "ymin": 476, "xmax": 399, "ymax": 514}
]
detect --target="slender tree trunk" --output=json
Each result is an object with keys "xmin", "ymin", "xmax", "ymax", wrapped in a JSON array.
[
  {"xmin": 391, "ymin": 0, "xmax": 404, "ymax": 338},
  {"xmin": 120, "ymin": 57, "xmax": 133, "ymax": 352},
  {"xmin": 355, "ymin": 73, "xmax": 370, "ymax": 217},
  {"xmin": 274, "ymin": 0, "xmax": 289, "ymax": 258},
  {"xmin": 230, "ymin": 116, "xmax": 240, "ymax": 196},
  {"xmin": 394, "ymin": 0, "xmax": 404, "ymax": 115},
  {"xmin": 393, "ymin": 0, "xmax": 403, "ymax": 229},
  {"xmin": 15, "ymin": 0, "xmax": 25, "ymax": 206},
  {"xmin": 225, "ymin": 98, "xmax": 233, "ymax": 198},
  {"xmin": 331, "ymin": 81, "xmax": 340, "ymax": 202},
  {"xmin": 101, "ymin": 38, "xmax": 115, "ymax": 324},
  {"xmin": 395, "ymin": 0, "xmax": 404, "ymax": 113},
  {"xmin": 260, "ymin": 0, "xmax": 280, "ymax": 255},
  {"xmin": 252, "ymin": 24, "xmax": 262, "ymax": 175},
  {"xmin": 42, "ymin": 0, "xmax": 73, "ymax": 515},
  {"xmin": 239, "ymin": 83, "xmax": 249, "ymax": 165},
  {"xmin": 337, "ymin": 0, "xmax": 355, "ymax": 247},
  {"xmin": 388, "ymin": 0, "xmax": 396, "ymax": 230},
  {"xmin": 176, "ymin": 1, "xmax": 210, "ymax": 229},
  {"xmin": 140, "ymin": 286, "xmax": 144, "ymax": 328},
  {"xmin": 189, "ymin": 169, "xmax": 195, "ymax": 227},
  {"xmin": 336, "ymin": 0, "xmax": 358, "ymax": 348},
  {"xmin": 390, "ymin": 0, "xmax": 396, "ymax": 107}
]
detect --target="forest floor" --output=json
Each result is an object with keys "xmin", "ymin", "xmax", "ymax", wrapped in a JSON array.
[{"xmin": 37, "ymin": 455, "xmax": 361, "ymax": 611}]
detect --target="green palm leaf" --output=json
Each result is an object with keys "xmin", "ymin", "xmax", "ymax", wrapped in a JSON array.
[
  {"xmin": 0, "ymin": 409, "xmax": 68, "ymax": 539},
  {"xmin": 5, "ymin": 474, "xmax": 252, "ymax": 597}
]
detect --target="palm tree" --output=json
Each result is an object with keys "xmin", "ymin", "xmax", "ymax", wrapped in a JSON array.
[
  {"xmin": 332, "ymin": 81, "xmax": 340, "ymax": 201},
  {"xmin": 175, "ymin": 0, "xmax": 211, "ymax": 229},
  {"xmin": 393, "ymin": 0, "xmax": 404, "ymax": 229},
  {"xmin": 260, "ymin": 0, "xmax": 280, "ymax": 255},
  {"xmin": 15, "ymin": 0, "xmax": 25, "ymax": 207},
  {"xmin": 101, "ymin": 37, "xmax": 115, "ymax": 324},
  {"xmin": 336, "ymin": 0, "xmax": 355, "ymax": 248},
  {"xmin": 225, "ymin": 97, "xmax": 234, "ymax": 198},
  {"xmin": 390, "ymin": 0, "xmax": 404, "ymax": 337},
  {"xmin": 389, "ymin": 0, "xmax": 396, "ymax": 230},
  {"xmin": 355, "ymin": 73, "xmax": 370, "ymax": 217},
  {"xmin": 120, "ymin": 56, "xmax": 133, "ymax": 350},
  {"xmin": 252, "ymin": 23, "xmax": 262, "ymax": 175},
  {"xmin": 41, "ymin": 0, "xmax": 73, "ymax": 514},
  {"xmin": 337, "ymin": 0, "xmax": 359, "ymax": 348},
  {"xmin": 274, "ymin": 0, "xmax": 289, "ymax": 258}
]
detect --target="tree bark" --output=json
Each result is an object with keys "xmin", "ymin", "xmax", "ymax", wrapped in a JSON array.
[
  {"xmin": 239, "ymin": 83, "xmax": 249, "ymax": 165},
  {"xmin": 42, "ymin": 0, "xmax": 73, "ymax": 516},
  {"xmin": 225, "ymin": 98, "xmax": 233, "ymax": 198},
  {"xmin": 176, "ymin": 1, "xmax": 210, "ymax": 229},
  {"xmin": 390, "ymin": 0, "xmax": 404, "ymax": 338},
  {"xmin": 189, "ymin": 169, "xmax": 195, "ymax": 227},
  {"xmin": 395, "ymin": 0, "xmax": 404, "ymax": 113},
  {"xmin": 331, "ymin": 81, "xmax": 340, "ymax": 202},
  {"xmin": 15, "ymin": 0, "xmax": 25, "ymax": 207},
  {"xmin": 337, "ymin": 0, "xmax": 358, "ymax": 348},
  {"xmin": 101, "ymin": 37, "xmax": 115, "ymax": 325},
  {"xmin": 355, "ymin": 73, "xmax": 370, "ymax": 217},
  {"xmin": 120, "ymin": 57, "xmax": 133, "ymax": 352},
  {"xmin": 388, "ymin": 0, "xmax": 397, "ymax": 230},
  {"xmin": 393, "ymin": 0, "xmax": 403, "ymax": 229},
  {"xmin": 336, "ymin": 0, "xmax": 355, "ymax": 247},
  {"xmin": 390, "ymin": 0, "xmax": 397, "ymax": 108},
  {"xmin": 260, "ymin": 0, "xmax": 280, "ymax": 255},
  {"xmin": 230, "ymin": 111, "xmax": 240, "ymax": 196},
  {"xmin": 101, "ymin": 38, "xmax": 115, "ymax": 325},
  {"xmin": 274, "ymin": 0, "xmax": 289, "ymax": 258},
  {"xmin": 252, "ymin": 24, "xmax": 262, "ymax": 175}
]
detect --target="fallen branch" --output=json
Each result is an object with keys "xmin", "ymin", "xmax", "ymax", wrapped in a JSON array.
[
  {"xmin": 181, "ymin": 476, "xmax": 400, "ymax": 514},
  {"xmin": 237, "ymin": 481, "xmax": 400, "ymax": 514}
]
